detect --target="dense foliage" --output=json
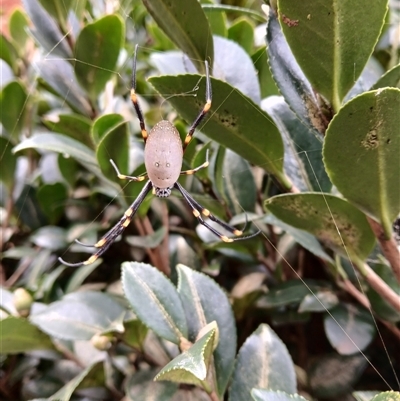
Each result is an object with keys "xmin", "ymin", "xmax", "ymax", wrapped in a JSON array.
[{"xmin": 0, "ymin": 0, "xmax": 399, "ymax": 400}]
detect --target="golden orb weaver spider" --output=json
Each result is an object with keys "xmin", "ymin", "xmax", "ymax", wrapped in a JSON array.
[{"xmin": 59, "ymin": 46, "xmax": 260, "ymax": 267}]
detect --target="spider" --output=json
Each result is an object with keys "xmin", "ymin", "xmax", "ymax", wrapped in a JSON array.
[{"xmin": 59, "ymin": 46, "xmax": 260, "ymax": 267}]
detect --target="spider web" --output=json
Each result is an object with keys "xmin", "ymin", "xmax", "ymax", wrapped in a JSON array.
[{"xmin": 2, "ymin": 0, "xmax": 399, "ymax": 394}]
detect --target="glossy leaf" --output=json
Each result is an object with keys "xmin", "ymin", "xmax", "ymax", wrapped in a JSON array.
[
  {"xmin": 0, "ymin": 316, "xmax": 54, "ymax": 353},
  {"xmin": 265, "ymin": 193, "xmax": 376, "ymax": 262},
  {"xmin": 125, "ymin": 370, "xmax": 178, "ymax": 401},
  {"xmin": 371, "ymin": 64, "xmax": 400, "ymax": 90},
  {"xmin": 177, "ymin": 264, "xmax": 236, "ymax": 396},
  {"xmin": 0, "ymin": 81, "xmax": 27, "ymax": 137},
  {"xmin": 154, "ymin": 328, "xmax": 217, "ymax": 387},
  {"xmin": 149, "ymin": 74, "xmax": 290, "ymax": 189},
  {"xmin": 298, "ymin": 290, "xmax": 339, "ymax": 313},
  {"xmin": 324, "ymin": 304, "xmax": 376, "ymax": 355},
  {"xmin": 251, "ymin": 389, "xmax": 308, "ymax": 401},
  {"xmin": 228, "ymin": 17, "xmax": 254, "ymax": 54},
  {"xmin": 121, "ymin": 262, "xmax": 188, "ymax": 344},
  {"xmin": 266, "ymin": 9, "xmax": 326, "ymax": 136},
  {"xmin": 0, "ymin": 137, "xmax": 17, "ymax": 190},
  {"xmin": 229, "ymin": 324, "xmax": 296, "ymax": 401},
  {"xmin": 323, "ymin": 88, "xmax": 400, "ymax": 237},
  {"xmin": 142, "ymin": 0, "xmax": 213, "ymax": 72},
  {"xmin": 13, "ymin": 133, "xmax": 118, "ymax": 192},
  {"xmin": 151, "ymin": 36, "xmax": 261, "ymax": 103},
  {"xmin": 278, "ymin": 0, "xmax": 388, "ymax": 108},
  {"xmin": 262, "ymin": 96, "xmax": 331, "ymax": 192},
  {"xmin": 29, "ymin": 291, "xmax": 126, "ymax": 340},
  {"xmin": 35, "ymin": 58, "xmax": 92, "ymax": 115},
  {"xmin": 96, "ymin": 119, "xmax": 129, "ymax": 182},
  {"xmin": 202, "ymin": 0, "xmax": 227, "ymax": 38},
  {"xmin": 220, "ymin": 148, "xmax": 257, "ymax": 213},
  {"xmin": 43, "ymin": 113, "xmax": 93, "ymax": 149},
  {"xmin": 74, "ymin": 14, "xmax": 124, "ymax": 99},
  {"xmin": 308, "ymin": 354, "xmax": 367, "ymax": 398},
  {"xmin": 22, "ymin": 0, "xmax": 71, "ymax": 58}
]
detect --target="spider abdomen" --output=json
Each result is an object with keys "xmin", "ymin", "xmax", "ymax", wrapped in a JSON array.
[{"xmin": 144, "ymin": 120, "xmax": 183, "ymax": 191}]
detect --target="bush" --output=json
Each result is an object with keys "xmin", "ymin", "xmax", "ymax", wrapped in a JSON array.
[{"xmin": 0, "ymin": 0, "xmax": 399, "ymax": 400}]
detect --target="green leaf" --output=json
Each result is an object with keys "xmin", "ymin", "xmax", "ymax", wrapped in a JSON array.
[
  {"xmin": 266, "ymin": 9, "xmax": 326, "ymax": 136},
  {"xmin": 298, "ymin": 290, "xmax": 339, "ymax": 313},
  {"xmin": 263, "ymin": 214, "xmax": 334, "ymax": 263},
  {"xmin": 142, "ymin": 0, "xmax": 213, "ymax": 72},
  {"xmin": 257, "ymin": 279, "xmax": 328, "ymax": 309},
  {"xmin": 149, "ymin": 74, "xmax": 290, "ymax": 189},
  {"xmin": 202, "ymin": 0, "xmax": 227, "ymax": 38},
  {"xmin": 125, "ymin": 370, "xmax": 178, "ymax": 401},
  {"xmin": 0, "ymin": 316, "xmax": 54, "ymax": 353},
  {"xmin": 22, "ymin": 0, "xmax": 71, "ymax": 57},
  {"xmin": 366, "ymin": 263, "xmax": 400, "ymax": 322},
  {"xmin": 219, "ymin": 148, "xmax": 257, "ymax": 213},
  {"xmin": 0, "ymin": 34, "xmax": 16, "ymax": 70},
  {"xmin": 35, "ymin": 59, "xmax": 92, "ymax": 115},
  {"xmin": 122, "ymin": 319, "xmax": 148, "ymax": 350},
  {"xmin": 154, "ymin": 327, "xmax": 217, "ymax": 388},
  {"xmin": 229, "ymin": 324, "xmax": 296, "ymax": 401},
  {"xmin": 125, "ymin": 226, "xmax": 167, "ymax": 249},
  {"xmin": 371, "ymin": 392, "xmax": 400, "ymax": 401},
  {"xmin": 277, "ymin": 0, "xmax": 388, "ymax": 108},
  {"xmin": 0, "ymin": 80, "xmax": 27, "ymax": 137},
  {"xmin": 13, "ymin": 133, "xmax": 118, "ymax": 192},
  {"xmin": 228, "ymin": 17, "xmax": 254, "ymax": 54},
  {"xmin": 323, "ymin": 88, "xmax": 400, "ymax": 237},
  {"xmin": 371, "ymin": 64, "xmax": 400, "ymax": 90},
  {"xmin": 43, "ymin": 362, "xmax": 104, "ymax": 401},
  {"xmin": 37, "ymin": 0, "xmax": 74, "ymax": 25},
  {"xmin": 43, "ymin": 113, "xmax": 93, "ymax": 149},
  {"xmin": 251, "ymin": 389, "xmax": 308, "ymax": 401},
  {"xmin": 262, "ymin": 96, "xmax": 331, "ymax": 192},
  {"xmin": 308, "ymin": 354, "xmax": 367, "ymax": 398},
  {"xmin": 64, "ymin": 260, "xmax": 103, "ymax": 294},
  {"xmin": 74, "ymin": 14, "xmax": 124, "ymax": 100},
  {"xmin": 177, "ymin": 264, "xmax": 236, "ymax": 396},
  {"xmin": 121, "ymin": 262, "xmax": 188, "ymax": 344},
  {"xmin": 251, "ymin": 47, "xmax": 279, "ymax": 99},
  {"xmin": 9, "ymin": 9, "xmax": 30, "ymax": 51},
  {"xmin": 265, "ymin": 193, "xmax": 376, "ymax": 262},
  {"xmin": 37, "ymin": 183, "xmax": 68, "ymax": 224},
  {"xmin": 30, "ymin": 226, "xmax": 67, "ymax": 251},
  {"xmin": 324, "ymin": 304, "xmax": 376, "ymax": 355},
  {"xmin": 94, "ymin": 116, "xmax": 129, "ymax": 182},
  {"xmin": 0, "ymin": 137, "xmax": 17, "ymax": 190},
  {"xmin": 29, "ymin": 291, "xmax": 126, "ymax": 340}
]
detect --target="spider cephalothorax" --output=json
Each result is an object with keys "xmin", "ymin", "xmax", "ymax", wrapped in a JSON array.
[{"xmin": 59, "ymin": 46, "xmax": 259, "ymax": 267}]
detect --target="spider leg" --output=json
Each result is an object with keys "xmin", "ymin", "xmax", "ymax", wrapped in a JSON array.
[
  {"xmin": 183, "ymin": 60, "xmax": 212, "ymax": 152},
  {"xmin": 110, "ymin": 159, "xmax": 147, "ymax": 182},
  {"xmin": 59, "ymin": 181, "xmax": 153, "ymax": 267},
  {"xmin": 180, "ymin": 150, "xmax": 209, "ymax": 176},
  {"xmin": 131, "ymin": 44, "xmax": 148, "ymax": 142},
  {"xmin": 174, "ymin": 182, "xmax": 260, "ymax": 242}
]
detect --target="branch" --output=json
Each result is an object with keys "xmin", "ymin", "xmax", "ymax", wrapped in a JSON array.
[{"xmin": 367, "ymin": 216, "xmax": 400, "ymax": 283}]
